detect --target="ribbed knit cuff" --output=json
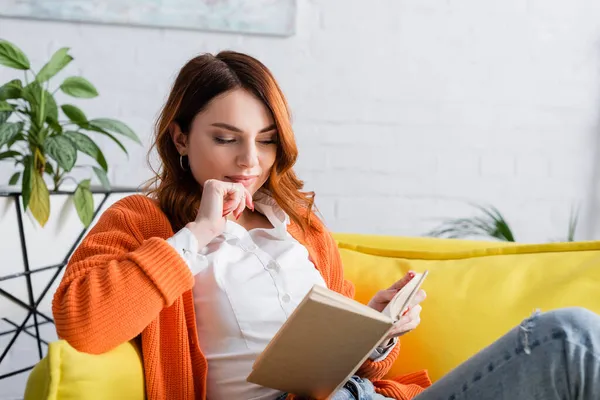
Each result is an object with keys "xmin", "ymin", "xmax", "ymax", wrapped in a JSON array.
[
  {"xmin": 392, "ymin": 370, "xmax": 433, "ymax": 388},
  {"xmin": 126, "ymin": 237, "xmax": 195, "ymax": 306}
]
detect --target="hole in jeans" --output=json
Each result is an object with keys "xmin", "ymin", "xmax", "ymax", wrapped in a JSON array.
[{"xmin": 519, "ymin": 309, "xmax": 541, "ymax": 355}]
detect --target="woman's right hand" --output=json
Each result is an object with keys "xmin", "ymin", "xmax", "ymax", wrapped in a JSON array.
[{"xmin": 185, "ymin": 179, "xmax": 254, "ymax": 246}]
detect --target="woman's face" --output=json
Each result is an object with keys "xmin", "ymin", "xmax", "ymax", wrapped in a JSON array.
[{"xmin": 171, "ymin": 88, "xmax": 278, "ymax": 195}]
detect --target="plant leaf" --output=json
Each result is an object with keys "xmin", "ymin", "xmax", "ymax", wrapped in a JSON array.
[
  {"xmin": 45, "ymin": 162, "xmax": 54, "ymax": 175},
  {"xmin": 22, "ymin": 81, "xmax": 53, "ymax": 127},
  {"xmin": 47, "ymin": 115, "xmax": 62, "ymax": 133},
  {"xmin": 60, "ymin": 77, "xmax": 98, "ymax": 98},
  {"xmin": 567, "ymin": 205, "xmax": 580, "ymax": 242},
  {"xmin": 0, "ymin": 40, "xmax": 30, "ymax": 70},
  {"xmin": 45, "ymin": 135, "xmax": 77, "ymax": 172},
  {"xmin": 7, "ymin": 132, "xmax": 24, "ymax": 148},
  {"xmin": 0, "ymin": 121, "xmax": 23, "ymax": 148},
  {"xmin": 88, "ymin": 118, "xmax": 141, "ymax": 144},
  {"xmin": 21, "ymin": 155, "xmax": 32, "ymax": 210},
  {"xmin": 27, "ymin": 122, "xmax": 44, "ymax": 147},
  {"xmin": 9, "ymin": 171, "xmax": 20, "ymax": 185},
  {"xmin": 426, "ymin": 204, "xmax": 516, "ymax": 242},
  {"xmin": 82, "ymin": 124, "xmax": 128, "ymax": 155},
  {"xmin": 92, "ymin": 166, "xmax": 110, "ymax": 190},
  {"xmin": 0, "ymin": 79, "xmax": 23, "ymax": 100},
  {"xmin": 36, "ymin": 47, "xmax": 72, "ymax": 83},
  {"xmin": 29, "ymin": 168, "xmax": 50, "ymax": 226},
  {"xmin": 45, "ymin": 91, "xmax": 58, "ymax": 122},
  {"xmin": 0, "ymin": 101, "xmax": 14, "ymax": 111},
  {"xmin": 22, "ymin": 81, "xmax": 41, "ymax": 106},
  {"xmin": 0, "ymin": 150, "xmax": 20, "ymax": 160},
  {"xmin": 74, "ymin": 179, "xmax": 94, "ymax": 227},
  {"xmin": 63, "ymin": 130, "xmax": 108, "ymax": 171},
  {"xmin": 0, "ymin": 111, "xmax": 10, "ymax": 124},
  {"xmin": 61, "ymin": 104, "xmax": 87, "ymax": 124}
]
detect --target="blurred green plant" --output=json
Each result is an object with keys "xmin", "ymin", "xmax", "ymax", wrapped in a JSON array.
[
  {"xmin": 561, "ymin": 205, "xmax": 580, "ymax": 243},
  {"xmin": 426, "ymin": 204, "xmax": 516, "ymax": 242},
  {"xmin": 426, "ymin": 203, "xmax": 580, "ymax": 243},
  {"xmin": 0, "ymin": 39, "xmax": 140, "ymax": 227}
]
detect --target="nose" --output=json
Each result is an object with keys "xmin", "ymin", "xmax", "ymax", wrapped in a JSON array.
[{"xmin": 237, "ymin": 140, "xmax": 259, "ymax": 169}]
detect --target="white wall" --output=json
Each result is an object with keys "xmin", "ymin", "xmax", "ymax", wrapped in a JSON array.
[{"xmin": 2, "ymin": 0, "xmax": 600, "ymax": 397}]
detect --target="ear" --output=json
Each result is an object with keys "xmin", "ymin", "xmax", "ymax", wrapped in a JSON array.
[{"xmin": 170, "ymin": 122, "xmax": 188, "ymax": 155}]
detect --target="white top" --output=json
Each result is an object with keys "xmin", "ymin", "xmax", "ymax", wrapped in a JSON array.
[{"xmin": 167, "ymin": 189, "xmax": 396, "ymax": 400}]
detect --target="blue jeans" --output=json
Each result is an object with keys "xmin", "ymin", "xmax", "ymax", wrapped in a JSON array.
[
  {"xmin": 415, "ymin": 307, "xmax": 600, "ymax": 399},
  {"xmin": 277, "ymin": 307, "xmax": 600, "ymax": 399}
]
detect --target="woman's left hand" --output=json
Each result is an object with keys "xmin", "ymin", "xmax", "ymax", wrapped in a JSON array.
[
  {"xmin": 385, "ymin": 298, "xmax": 424, "ymax": 339},
  {"xmin": 367, "ymin": 271, "xmax": 427, "ymax": 340}
]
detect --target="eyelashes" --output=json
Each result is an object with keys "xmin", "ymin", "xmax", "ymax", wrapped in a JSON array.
[
  {"xmin": 214, "ymin": 137, "xmax": 235, "ymax": 144},
  {"xmin": 213, "ymin": 137, "xmax": 277, "ymax": 145}
]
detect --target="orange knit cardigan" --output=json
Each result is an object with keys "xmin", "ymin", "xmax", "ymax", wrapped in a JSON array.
[{"xmin": 52, "ymin": 195, "xmax": 431, "ymax": 399}]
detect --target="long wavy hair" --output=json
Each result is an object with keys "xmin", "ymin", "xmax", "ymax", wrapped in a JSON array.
[{"xmin": 145, "ymin": 51, "xmax": 317, "ymax": 234}]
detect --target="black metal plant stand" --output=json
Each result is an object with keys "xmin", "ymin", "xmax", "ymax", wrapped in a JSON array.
[{"xmin": 0, "ymin": 187, "xmax": 138, "ymax": 380}]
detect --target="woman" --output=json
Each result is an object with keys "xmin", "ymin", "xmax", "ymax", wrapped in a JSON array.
[{"xmin": 53, "ymin": 51, "xmax": 600, "ymax": 400}]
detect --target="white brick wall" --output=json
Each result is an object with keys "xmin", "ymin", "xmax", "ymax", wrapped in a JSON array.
[{"xmin": 2, "ymin": 0, "xmax": 600, "ymax": 396}]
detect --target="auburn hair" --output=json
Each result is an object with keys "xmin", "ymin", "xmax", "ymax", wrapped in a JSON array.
[{"xmin": 145, "ymin": 51, "xmax": 318, "ymax": 234}]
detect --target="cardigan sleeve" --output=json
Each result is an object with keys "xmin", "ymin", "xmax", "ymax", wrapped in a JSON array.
[{"xmin": 52, "ymin": 195, "xmax": 194, "ymax": 354}]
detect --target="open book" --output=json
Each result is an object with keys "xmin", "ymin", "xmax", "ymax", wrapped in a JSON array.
[{"xmin": 247, "ymin": 271, "xmax": 428, "ymax": 399}]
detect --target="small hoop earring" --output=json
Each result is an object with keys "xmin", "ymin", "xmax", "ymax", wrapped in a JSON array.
[{"xmin": 179, "ymin": 154, "xmax": 188, "ymax": 171}]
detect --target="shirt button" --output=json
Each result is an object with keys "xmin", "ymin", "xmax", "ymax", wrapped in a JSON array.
[
  {"xmin": 247, "ymin": 243, "xmax": 257, "ymax": 251},
  {"xmin": 281, "ymin": 294, "xmax": 291, "ymax": 303},
  {"xmin": 267, "ymin": 261, "xmax": 278, "ymax": 270}
]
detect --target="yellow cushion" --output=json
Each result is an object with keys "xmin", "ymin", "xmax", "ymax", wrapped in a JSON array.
[
  {"xmin": 333, "ymin": 233, "xmax": 600, "ymax": 382},
  {"xmin": 24, "ymin": 340, "xmax": 144, "ymax": 400}
]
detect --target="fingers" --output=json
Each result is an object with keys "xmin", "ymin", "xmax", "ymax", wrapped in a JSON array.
[
  {"xmin": 388, "ymin": 270, "xmax": 416, "ymax": 291},
  {"xmin": 377, "ymin": 289, "xmax": 399, "ymax": 303},
  {"xmin": 221, "ymin": 182, "xmax": 242, "ymax": 217},
  {"xmin": 245, "ymin": 187, "xmax": 254, "ymax": 211},
  {"xmin": 233, "ymin": 191, "xmax": 246, "ymax": 219},
  {"xmin": 409, "ymin": 304, "xmax": 422, "ymax": 319},
  {"xmin": 222, "ymin": 182, "xmax": 254, "ymax": 219},
  {"xmin": 410, "ymin": 289, "xmax": 427, "ymax": 307},
  {"xmin": 389, "ymin": 304, "xmax": 422, "ymax": 338}
]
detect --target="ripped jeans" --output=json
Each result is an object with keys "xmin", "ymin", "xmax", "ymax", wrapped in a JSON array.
[{"xmin": 414, "ymin": 307, "xmax": 600, "ymax": 400}]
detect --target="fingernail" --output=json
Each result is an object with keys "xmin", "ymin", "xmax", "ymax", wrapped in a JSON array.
[{"xmin": 408, "ymin": 271, "xmax": 415, "ymax": 278}]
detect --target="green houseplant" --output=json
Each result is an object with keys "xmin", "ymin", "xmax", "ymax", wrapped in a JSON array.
[
  {"xmin": 0, "ymin": 39, "xmax": 140, "ymax": 227},
  {"xmin": 426, "ymin": 203, "xmax": 580, "ymax": 243},
  {"xmin": 426, "ymin": 204, "xmax": 517, "ymax": 242}
]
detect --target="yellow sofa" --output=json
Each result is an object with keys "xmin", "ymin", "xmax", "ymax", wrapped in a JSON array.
[{"xmin": 24, "ymin": 234, "xmax": 600, "ymax": 399}]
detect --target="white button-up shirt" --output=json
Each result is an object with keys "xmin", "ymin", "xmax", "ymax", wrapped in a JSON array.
[{"xmin": 167, "ymin": 189, "xmax": 395, "ymax": 400}]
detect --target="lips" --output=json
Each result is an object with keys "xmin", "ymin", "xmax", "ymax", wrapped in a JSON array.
[{"xmin": 225, "ymin": 175, "xmax": 258, "ymax": 188}]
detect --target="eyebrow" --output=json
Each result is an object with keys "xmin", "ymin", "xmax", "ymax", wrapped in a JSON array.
[{"xmin": 210, "ymin": 122, "xmax": 277, "ymax": 133}]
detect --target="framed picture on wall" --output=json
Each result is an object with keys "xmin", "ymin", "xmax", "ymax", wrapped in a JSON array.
[{"xmin": 0, "ymin": 0, "xmax": 297, "ymax": 37}]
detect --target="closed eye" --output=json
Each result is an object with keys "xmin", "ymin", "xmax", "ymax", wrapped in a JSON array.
[
  {"xmin": 213, "ymin": 136, "xmax": 278, "ymax": 145},
  {"xmin": 259, "ymin": 139, "xmax": 278, "ymax": 145},
  {"xmin": 214, "ymin": 137, "xmax": 235, "ymax": 144}
]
